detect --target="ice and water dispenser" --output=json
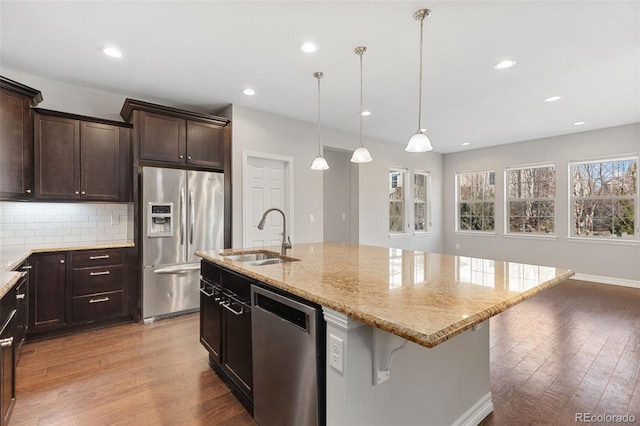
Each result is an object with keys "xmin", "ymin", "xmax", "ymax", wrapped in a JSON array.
[{"xmin": 147, "ymin": 203, "xmax": 174, "ymax": 237}]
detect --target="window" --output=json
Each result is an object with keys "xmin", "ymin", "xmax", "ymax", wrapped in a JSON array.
[
  {"xmin": 389, "ymin": 168, "xmax": 407, "ymax": 233},
  {"xmin": 506, "ymin": 164, "xmax": 555, "ymax": 234},
  {"xmin": 457, "ymin": 170, "xmax": 495, "ymax": 232},
  {"xmin": 414, "ymin": 171, "xmax": 431, "ymax": 232},
  {"xmin": 570, "ymin": 157, "xmax": 638, "ymax": 239}
]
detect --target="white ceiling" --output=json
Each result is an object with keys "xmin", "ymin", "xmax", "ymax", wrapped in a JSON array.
[{"xmin": 1, "ymin": 1, "xmax": 639, "ymax": 153}]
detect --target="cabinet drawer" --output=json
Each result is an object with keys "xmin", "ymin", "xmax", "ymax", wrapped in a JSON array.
[
  {"xmin": 72, "ymin": 291, "xmax": 123, "ymax": 323},
  {"xmin": 73, "ymin": 249, "xmax": 124, "ymax": 268},
  {"xmin": 73, "ymin": 265, "xmax": 123, "ymax": 296}
]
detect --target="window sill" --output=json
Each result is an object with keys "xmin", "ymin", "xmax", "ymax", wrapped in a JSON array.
[
  {"xmin": 413, "ymin": 231, "xmax": 433, "ymax": 237},
  {"xmin": 454, "ymin": 231, "xmax": 497, "ymax": 237},
  {"xmin": 504, "ymin": 233, "xmax": 558, "ymax": 241},
  {"xmin": 566, "ymin": 237, "xmax": 640, "ymax": 246},
  {"xmin": 389, "ymin": 233, "xmax": 411, "ymax": 239}
]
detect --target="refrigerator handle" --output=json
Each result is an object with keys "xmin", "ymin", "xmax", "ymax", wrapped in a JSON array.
[
  {"xmin": 190, "ymin": 190, "xmax": 194, "ymax": 245},
  {"xmin": 180, "ymin": 187, "xmax": 186, "ymax": 247}
]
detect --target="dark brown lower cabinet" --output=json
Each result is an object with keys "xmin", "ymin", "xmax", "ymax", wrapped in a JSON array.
[
  {"xmin": 200, "ymin": 261, "xmax": 253, "ymax": 406},
  {"xmin": 28, "ymin": 247, "xmax": 135, "ymax": 341},
  {"xmin": 29, "ymin": 253, "xmax": 67, "ymax": 333}
]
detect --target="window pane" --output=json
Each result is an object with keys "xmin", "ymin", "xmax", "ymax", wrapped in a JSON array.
[
  {"xmin": 457, "ymin": 171, "xmax": 495, "ymax": 232},
  {"xmin": 571, "ymin": 158, "xmax": 637, "ymax": 239},
  {"xmin": 414, "ymin": 203, "xmax": 425, "ymax": 231},
  {"xmin": 390, "ymin": 171, "xmax": 404, "ymax": 201},
  {"xmin": 414, "ymin": 174, "xmax": 426, "ymax": 201},
  {"xmin": 507, "ymin": 165, "xmax": 556, "ymax": 234},
  {"xmin": 389, "ymin": 201, "xmax": 404, "ymax": 232}
]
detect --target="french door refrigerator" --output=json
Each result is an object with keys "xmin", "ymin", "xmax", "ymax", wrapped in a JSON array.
[{"xmin": 141, "ymin": 166, "xmax": 224, "ymax": 321}]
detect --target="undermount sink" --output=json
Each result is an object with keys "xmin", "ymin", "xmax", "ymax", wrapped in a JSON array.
[{"xmin": 222, "ymin": 250, "xmax": 298, "ymax": 266}]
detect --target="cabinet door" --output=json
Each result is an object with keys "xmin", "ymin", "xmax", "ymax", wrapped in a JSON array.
[
  {"xmin": 139, "ymin": 111, "xmax": 186, "ymax": 164},
  {"xmin": 186, "ymin": 120, "xmax": 223, "ymax": 169},
  {"xmin": 0, "ymin": 89, "xmax": 33, "ymax": 200},
  {"xmin": 0, "ymin": 313, "xmax": 15, "ymax": 426},
  {"xmin": 80, "ymin": 121, "xmax": 120, "ymax": 201},
  {"xmin": 29, "ymin": 253, "xmax": 67, "ymax": 332},
  {"xmin": 223, "ymin": 300, "xmax": 253, "ymax": 399},
  {"xmin": 34, "ymin": 114, "xmax": 80, "ymax": 200},
  {"xmin": 200, "ymin": 281, "xmax": 223, "ymax": 363}
]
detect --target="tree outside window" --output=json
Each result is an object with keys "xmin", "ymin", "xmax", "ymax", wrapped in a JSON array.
[
  {"xmin": 389, "ymin": 168, "xmax": 407, "ymax": 233},
  {"xmin": 414, "ymin": 171, "xmax": 430, "ymax": 232},
  {"xmin": 457, "ymin": 170, "xmax": 495, "ymax": 232},
  {"xmin": 571, "ymin": 157, "xmax": 637, "ymax": 238},
  {"xmin": 506, "ymin": 165, "xmax": 555, "ymax": 234}
]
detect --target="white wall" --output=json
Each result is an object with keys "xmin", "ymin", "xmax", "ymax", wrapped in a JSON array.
[
  {"xmin": 230, "ymin": 105, "xmax": 445, "ymax": 253},
  {"xmin": 323, "ymin": 148, "xmax": 352, "ymax": 243},
  {"xmin": 443, "ymin": 123, "xmax": 640, "ymax": 283}
]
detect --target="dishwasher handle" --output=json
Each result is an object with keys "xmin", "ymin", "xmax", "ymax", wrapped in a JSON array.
[{"xmin": 253, "ymin": 289, "xmax": 310, "ymax": 332}]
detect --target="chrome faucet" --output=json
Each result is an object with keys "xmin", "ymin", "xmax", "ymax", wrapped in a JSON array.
[{"xmin": 257, "ymin": 208, "xmax": 292, "ymax": 255}]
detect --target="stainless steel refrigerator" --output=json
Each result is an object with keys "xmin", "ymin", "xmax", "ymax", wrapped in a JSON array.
[{"xmin": 141, "ymin": 166, "xmax": 224, "ymax": 321}]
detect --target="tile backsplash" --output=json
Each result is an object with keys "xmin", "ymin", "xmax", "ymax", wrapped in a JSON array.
[{"xmin": 0, "ymin": 202, "xmax": 133, "ymax": 250}]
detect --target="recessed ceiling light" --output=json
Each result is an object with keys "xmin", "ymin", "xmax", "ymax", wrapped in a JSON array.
[
  {"xmin": 544, "ymin": 96, "xmax": 562, "ymax": 102},
  {"xmin": 361, "ymin": 110, "xmax": 371, "ymax": 116},
  {"xmin": 494, "ymin": 59, "xmax": 516, "ymax": 70},
  {"xmin": 101, "ymin": 46, "xmax": 122, "ymax": 58},
  {"xmin": 243, "ymin": 88, "xmax": 256, "ymax": 96},
  {"xmin": 573, "ymin": 121, "xmax": 585, "ymax": 126},
  {"xmin": 461, "ymin": 142, "xmax": 470, "ymax": 146},
  {"xmin": 299, "ymin": 42, "xmax": 317, "ymax": 53}
]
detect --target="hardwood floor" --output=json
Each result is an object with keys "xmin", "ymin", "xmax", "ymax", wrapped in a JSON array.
[
  {"xmin": 11, "ymin": 313, "xmax": 255, "ymax": 426},
  {"xmin": 484, "ymin": 279, "xmax": 640, "ymax": 425},
  {"xmin": 10, "ymin": 279, "xmax": 640, "ymax": 425}
]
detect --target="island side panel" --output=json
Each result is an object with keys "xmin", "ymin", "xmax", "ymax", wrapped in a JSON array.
[{"xmin": 324, "ymin": 308, "xmax": 493, "ymax": 426}]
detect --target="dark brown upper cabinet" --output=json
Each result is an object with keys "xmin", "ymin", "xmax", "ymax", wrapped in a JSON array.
[
  {"xmin": 120, "ymin": 98, "xmax": 230, "ymax": 170},
  {"xmin": 0, "ymin": 76, "xmax": 43, "ymax": 201},
  {"xmin": 34, "ymin": 109, "xmax": 132, "ymax": 202}
]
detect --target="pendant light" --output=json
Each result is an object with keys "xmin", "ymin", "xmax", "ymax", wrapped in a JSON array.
[
  {"xmin": 405, "ymin": 9, "xmax": 434, "ymax": 153},
  {"xmin": 310, "ymin": 72, "xmax": 330, "ymax": 171},
  {"xmin": 351, "ymin": 46, "xmax": 373, "ymax": 163}
]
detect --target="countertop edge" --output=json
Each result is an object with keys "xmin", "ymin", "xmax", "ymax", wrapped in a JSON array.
[{"xmin": 196, "ymin": 251, "xmax": 576, "ymax": 349}]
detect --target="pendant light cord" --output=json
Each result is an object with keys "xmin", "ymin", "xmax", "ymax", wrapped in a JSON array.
[
  {"xmin": 359, "ymin": 51, "xmax": 364, "ymax": 148},
  {"xmin": 417, "ymin": 14, "xmax": 424, "ymax": 132},
  {"xmin": 317, "ymin": 75, "xmax": 322, "ymax": 156}
]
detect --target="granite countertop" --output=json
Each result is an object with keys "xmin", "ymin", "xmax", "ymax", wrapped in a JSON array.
[
  {"xmin": 0, "ymin": 240, "xmax": 135, "ymax": 298},
  {"xmin": 196, "ymin": 242, "xmax": 574, "ymax": 349}
]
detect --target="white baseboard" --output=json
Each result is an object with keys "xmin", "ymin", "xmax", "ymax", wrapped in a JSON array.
[
  {"xmin": 452, "ymin": 392, "xmax": 493, "ymax": 426},
  {"xmin": 572, "ymin": 273, "xmax": 640, "ymax": 289}
]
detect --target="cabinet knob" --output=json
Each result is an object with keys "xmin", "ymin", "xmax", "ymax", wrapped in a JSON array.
[
  {"xmin": 187, "ymin": 156, "xmax": 192, "ymax": 160},
  {"xmin": 75, "ymin": 191, "xmax": 80, "ymax": 195},
  {"xmin": 25, "ymin": 189, "xmax": 32, "ymax": 194},
  {"xmin": 179, "ymin": 155, "xmax": 184, "ymax": 159},
  {"xmin": 59, "ymin": 259, "xmax": 65, "ymax": 264},
  {"xmin": 81, "ymin": 191, "xmax": 86, "ymax": 195}
]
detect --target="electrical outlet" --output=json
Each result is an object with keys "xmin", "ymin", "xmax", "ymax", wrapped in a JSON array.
[
  {"xmin": 309, "ymin": 214, "xmax": 315, "ymax": 223},
  {"xmin": 341, "ymin": 213, "xmax": 346, "ymax": 221},
  {"xmin": 329, "ymin": 334, "xmax": 344, "ymax": 373},
  {"xmin": 455, "ymin": 243, "xmax": 460, "ymax": 250}
]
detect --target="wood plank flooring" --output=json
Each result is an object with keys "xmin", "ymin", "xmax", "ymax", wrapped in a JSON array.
[{"xmin": 10, "ymin": 279, "xmax": 640, "ymax": 425}]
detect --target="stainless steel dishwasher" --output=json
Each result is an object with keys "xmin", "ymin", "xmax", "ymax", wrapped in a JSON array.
[{"xmin": 251, "ymin": 284, "xmax": 324, "ymax": 426}]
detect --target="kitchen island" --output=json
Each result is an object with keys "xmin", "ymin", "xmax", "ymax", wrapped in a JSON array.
[{"xmin": 197, "ymin": 242, "xmax": 574, "ymax": 425}]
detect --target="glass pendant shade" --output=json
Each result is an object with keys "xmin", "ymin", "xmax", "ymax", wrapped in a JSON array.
[
  {"xmin": 351, "ymin": 146, "xmax": 373, "ymax": 163},
  {"xmin": 310, "ymin": 155, "xmax": 330, "ymax": 170},
  {"xmin": 405, "ymin": 132, "xmax": 433, "ymax": 152}
]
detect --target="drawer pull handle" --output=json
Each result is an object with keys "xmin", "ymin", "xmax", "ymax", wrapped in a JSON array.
[
  {"xmin": 89, "ymin": 255, "xmax": 110, "ymax": 260},
  {"xmin": 0, "ymin": 337, "xmax": 13, "ymax": 348},
  {"xmin": 16, "ymin": 294, "xmax": 25, "ymax": 300},
  {"xmin": 89, "ymin": 297, "xmax": 110, "ymax": 304},
  {"xmin": 90, "ymin": 271, "xmax": 110, "ymax": 276}
]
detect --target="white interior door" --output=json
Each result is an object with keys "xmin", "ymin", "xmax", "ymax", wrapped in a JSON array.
[{"xmin": 243, "ymin": 153, "xmax": 293, "ymax": 249}]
